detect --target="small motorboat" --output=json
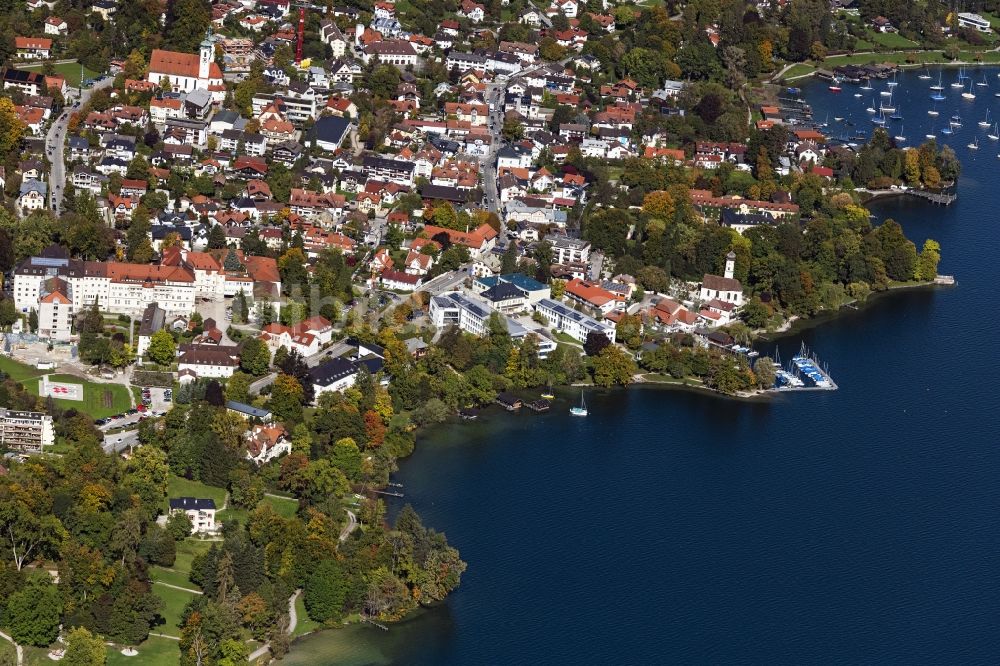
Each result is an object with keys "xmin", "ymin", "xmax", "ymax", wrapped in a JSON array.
[{"xmin": 829, "ymin": 84, "xmax": 842, "ymax": 92}]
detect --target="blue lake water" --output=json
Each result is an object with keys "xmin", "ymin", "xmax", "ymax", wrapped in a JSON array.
[{"xmin": 285, "ymin": 69, "xmax": 1000, "ymax": 664}]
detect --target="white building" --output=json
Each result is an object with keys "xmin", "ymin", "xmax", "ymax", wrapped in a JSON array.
[
  {"xmin": 546, "ymin": 235, "xmax": 591, "ymax": 265},
  {"xmin": 699, "ymin": 251, "xmax": 744, "ymax": 307},
  {"xmin": 37, "ymin": 277, "xmax": 73, "ymax": 342},
  {"xmin": 957, "ymin": 12, "xmax": 992, "ymax": 32},
  {"xmin": 169, "ymin": 497, "xmax": 217, "ymax": 534},
  {"xmin": 147, "ymin": 36, "xmax": 226, "ymax": 103},
  {"xmin": 0, "ymin": 409, "xmax": 54, "ymax": 452},
  {"xmin": 245, "ymin": 424, "xmax": 291, "ymax": 465},
  {"xmin": 176, "ymin": 344, "xmax": 240, "ymax": 378},
  {"xmin": 534, "ymin": 298, "xmax": 616, "ymax": 344}
]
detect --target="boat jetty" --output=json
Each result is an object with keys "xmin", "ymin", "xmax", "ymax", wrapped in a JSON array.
[{"xmin": 770, "ymin": 343, "xmax": 838, "ymax": 392}]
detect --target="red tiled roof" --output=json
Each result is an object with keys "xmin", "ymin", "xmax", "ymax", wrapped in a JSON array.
[{"xmin": 149, "ymin": 49, "xmax": 223, "ymax": 80}]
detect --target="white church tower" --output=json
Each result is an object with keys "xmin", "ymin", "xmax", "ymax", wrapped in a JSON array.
[
  {"xmin": 724, "ymin": 251, "xmax": 736, "ymax": 280},
  {"xmin": 199, "ymin": 33, "xmax": 213, "ymax": 80}
]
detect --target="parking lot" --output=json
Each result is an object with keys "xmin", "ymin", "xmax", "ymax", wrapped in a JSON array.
[{"xmin": 97, "ymin": 387, "xmax": 172, "ymax": 431}]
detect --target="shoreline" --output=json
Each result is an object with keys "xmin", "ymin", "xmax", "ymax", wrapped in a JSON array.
[{"xmin": 281, "ymin": 278, "xmax": 949, "ymax": 661}]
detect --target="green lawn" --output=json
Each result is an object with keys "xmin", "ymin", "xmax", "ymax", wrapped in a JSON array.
[
  {"xmin": 154, "ymin": 584, "xmax": 198, "ymax": 638},
  {"xmin": 872, "ymin": 32, "xmax": 919, "ymax": 48},
  {"xmin": 18, "ymin": 61, "xmax": 99, "ymax": 88},
  {"xmin": 0, "ymin": 639, "xmax": 15, "ymax": 664},
  {"xmin": 292, "ymin": 592, "xmax": 320, "ymax": 638},
  {"xmin": 106, "ymin": 636, "xmax": 180, "ymax": 666},
  {"xmin": 781, "ymin": 63, "xmax": 815, "ymax": 80},
  {"xmin": 164, "ymin": 475, "xmax": 227, "ymax": 513},
  {"xmin": 264, "ymin": 494, "xmax": 299, "ymax": 518},
  {"xmin": 0, "ymin": 355, "xmax": 132, "ymax": 418},
  {"xmin": 150, "ymin": 566, "xmax": 195, "ymax": 589}
]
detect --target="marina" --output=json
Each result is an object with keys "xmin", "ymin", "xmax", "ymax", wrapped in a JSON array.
[{"xmin": 769, "ymin": 344, "xmax": 838, "ymax": 392}]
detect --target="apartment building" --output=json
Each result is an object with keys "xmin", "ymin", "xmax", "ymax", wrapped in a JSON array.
[{"xmin": 0, "ymin": 409, "xmax": 54, "ymax": 453}]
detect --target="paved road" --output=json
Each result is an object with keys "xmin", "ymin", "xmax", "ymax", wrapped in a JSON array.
[
  {"xmin": 247, "ymin": 589, "xmax": 301, "ymax": 662},
  {"xmin": 339, "ymin": 510, "xmax": 358, "ymax": 543},
  {"xmin": 46, "ymin": 77, "xmax": 113, "ymax": 212},
  {"xmin": 420, "ymin": 266, "xmax": 473, "ymax": 295},
  {"xmin": 103, "ymin": 429, "xmax": 138, "ymax": 454},
  {"xmin": 153, "ymin": 580, "xmax": 203, "ymax": 595}
]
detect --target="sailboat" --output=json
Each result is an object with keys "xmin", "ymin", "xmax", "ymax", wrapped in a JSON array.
[
  {"xmin": 941, "ymin": 123, "xmax": 953, "ymax": 135},
  {"xmin": 977, "ymin": 73, "xmax": 989, "ymax": 87},
  {"xmin": 962, "ymin": 81, "xmax": 976, "ymax": 99},
  {"xmin": 569, "ymin": 392, "xmax": 587, "ymax": 417},
  {"xmin": 959, "ymin": 67, "xmax": 969, "ymax": 81},
  {"xmin": 860, "ymin": 79, "xmax": 873, "ymax": 91},
  {"xmin": 893, "ymin": 124, "xmax": 906, "ymax": 142},
  {"xmin": 979, "ymin": 109, "xmax": 991, "ymax": 128},
  {"xmin": 871, "ymin": 111, "xmax": 886, "ymax": 126},
  {"xmin": 928, "ymin": 100, "xmax": 939, "ymax": 116},
  {"xmin": 930, "ymin": 70, "xmax": 944, "ymax": 91},
  {"xmin": 918, "ymin": 67, "xmax": 931, "ymax": 80},
  {"xmin": 951, "ymin": 72, "xmax": 965, "ymax": 89},
  {"xmin": 887, "ymin": 71, "xmax": 898, "ymax": 87},
  {"xmin": 866, "ymin": 99, "xmax": 877, "ymax": 113},
  {"xmin": 968, "ymin": 137, "xmax": 979, "ymax": 150},
  {"xmin": 541, "ymin": 381, "xmax": 554, "ymax": 400},
  {"xmin": 926, "ymin": 127, "xmax": 937, "ymax": 139},
  {"xmin": 880, "ymin": 92, "xmax": 896, "ymax": 113},
  {"xmin": 988, "ymin": 123, "xmax": 999, "ymax": 141}
]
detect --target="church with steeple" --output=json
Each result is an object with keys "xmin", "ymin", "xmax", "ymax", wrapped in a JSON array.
[
  {"xmin": 699, "ymin": 251, "xmax": 744, "ymax": 307},
  {"xmin": 146, "ymin": 32, "xmax": 225, "ymax": 103}
]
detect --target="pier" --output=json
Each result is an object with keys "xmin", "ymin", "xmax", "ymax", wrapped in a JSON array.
[
  {"xmin": 768, "ymin": 343, "xmax": 838, "ymax": 392},
  {"xmin": 860, "ymin": 187, "xmax": 957, "ymax": 206},
  {"xmin": 934, "ymin": 274, "xmax": 956, "ymax": 285},
  {"xmin": 361, "ymin": 617, "xmax": 389, "ymax": 631},
  {"xmin": 371, "ymin": 489, "xmax": 404, "ymax": 498}
]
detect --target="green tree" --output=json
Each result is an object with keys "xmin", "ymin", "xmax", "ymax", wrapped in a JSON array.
[
  {"xmin": 239, "ymin": 337, "xmax": 271, "ymax": 376},
  {"xmin": 914, "ymin": 239, "xmax": 941, "ymax": 281},
  {"xmin": 165, "ymin": 0, "xmax": 211, "ymax": 53},
  {"xmin": 225, "ymin": 372, "xmax": 252, "ymax": 403},
  {"xmin": 63, "ymin": 626, "xmax": 107, "ymax": 666},
  {"xmin": 753, "ymin": 357, "xmax": 777, "ymax": 389},
  {"xmin": 7, "ymin": 580, "xmax": 62, "ymax": 646},
  {"xmin": 304, "ymin": 559, "xmax": 347, "ymax": 622},
  {"xmin": 591, "ymin": 345, "xmax": 637, "ymax": 387},
  {"xmin": 146, "ymin": 329, "xmax": 176, "ymax": 365},
  {"xmin": 269, "ymin": 373, "xmax": 304, "ymax": 422}
]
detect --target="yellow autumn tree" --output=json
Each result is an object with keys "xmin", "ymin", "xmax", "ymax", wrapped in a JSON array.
[{"xmin": 0, "ymin": 98, "xmax": 26, "ymax": 155}]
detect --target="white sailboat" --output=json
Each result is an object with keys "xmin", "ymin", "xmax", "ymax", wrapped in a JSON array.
[
  {"xmin": 962, "ymin": 81, "xmax": 976, "ymax": 100},
  {"xmin": 979, "ymin": 109, "xmax": 991, "ymax": 128},
  {"xmin": 918, "ymin": 67, "xmax": 931, "ymax": 80},
  {"xmin": 860, "ymin": 79, "xmax": 873, "ymax": 91},
  {"xmin": 989, "ymin": 123, "xmax": 999, "ymax": 141},
  {"xmin": 569, "ymin": 392, "xmax": 587, "ymax": 417},
  {"xmin": 967, "ymin": 137, "xmax": 979, "ymax": 150},
  {"xmin": 926, "ymin": 126, "xmax": 937, "ymax": 139},
  {"xmin": 977, "ymin": 73, "xmax": 989, "ymax": 87},
  {"xmin": 893, "ymin": 124, "xmax": 906, "ymax": 142},
  {"xmin": 928, "ymin": 100, "xmax": 939, "ymax": 116},
  {"xmin": 930, "ymin": 70, "xmax": 944, "ymax": 91},
  {"xmin": 866, "ymin": 99, "xmax": 877, "ymax": 113},
  {"xmin": 887, "ymin": 71, "xmax": 898, "ymax": 87}
]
